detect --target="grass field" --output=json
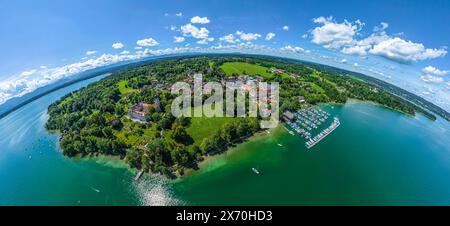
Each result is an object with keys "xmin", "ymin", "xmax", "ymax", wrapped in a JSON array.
[
  {"xmin": 117, "ymin": 80, "xmax": 137, "ymax": 94},
  {"xmin": 186, "ymin": 115, "xmax": 236, "ymax": 146},
  {"xmin": 220, "ymin": 62, "xmax": 274, "ymax": 78}
]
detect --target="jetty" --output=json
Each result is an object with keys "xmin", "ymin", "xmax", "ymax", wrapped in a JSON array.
[
  {"xmin": 134, "ymin": 170, "xmax": 144, "ymax": 181},
  {"xmin": 306, "ymin": 117, "xmax": 340, "ymax": 149}
]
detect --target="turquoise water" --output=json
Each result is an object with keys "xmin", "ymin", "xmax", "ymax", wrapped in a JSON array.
[
  {"xmin": 0, "ymin": 75, "xmax": 141, "ymax": 206},
  {"xmin": 1, "ymin": 75, "xmax": 450, "ymax": 205},
  {"xmin": 171, "ymin": 102, "xmax": 450, "ymax": 205}
]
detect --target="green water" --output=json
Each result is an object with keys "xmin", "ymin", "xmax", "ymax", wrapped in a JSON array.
[
  {"xmin": 1, "ymin": 75, "xmax": 450, "ymax": 205},
  {"xmin": 171, "ymin": 102, "xmax": 450, "ymax": 205}
]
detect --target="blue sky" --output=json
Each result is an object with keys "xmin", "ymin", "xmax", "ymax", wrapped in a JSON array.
[{"xmin": 0, "ymin": 0, "xmax": 449, "ymax": 111}]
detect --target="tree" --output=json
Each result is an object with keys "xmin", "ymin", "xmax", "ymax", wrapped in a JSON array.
[
  {"xmin": 171, "ymin": 126, "xmax": 192, "ymax": 144},
  {"xmin": 111, "ymin": 118, "xmax": 123, "ymax": 130}
]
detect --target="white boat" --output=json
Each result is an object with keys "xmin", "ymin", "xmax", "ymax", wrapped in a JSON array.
[
  {"xmin": 289, "ymin": 131, "xmax": 295, "ymax": 136},
  {"xmin": 252, "ymin": 168, "xmax": 260, "ymax": 175},
  {"xmin": 278, "ymin": 144, "xmax": 283, "ymax": 147}
]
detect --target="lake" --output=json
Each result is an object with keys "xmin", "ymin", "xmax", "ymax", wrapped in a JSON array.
[{"xmin": 1, "ymin": 76, "xmax": 450, "ymax": 206}]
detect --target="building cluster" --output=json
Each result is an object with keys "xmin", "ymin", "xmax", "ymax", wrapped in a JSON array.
[
  {"xmin": 128, "ymin": 97, "xmax": 161, "ymax": 123},
  {"xmin": 270, "ymin": 68, "xmax": 299, "ymax": 78}
]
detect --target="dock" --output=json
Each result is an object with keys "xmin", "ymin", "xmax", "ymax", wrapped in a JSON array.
[
  {"xmin": 134, "ymin": 170, "xmax": 144, "ymax": 181},
  {"xmin": 306, "ymin": 117, "xmax": 340, "ymax": 149}
]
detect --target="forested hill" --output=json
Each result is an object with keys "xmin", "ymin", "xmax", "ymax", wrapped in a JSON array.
[{"xmin": 255, "ymin": 54, "xmax": 449, "ymax": 121}]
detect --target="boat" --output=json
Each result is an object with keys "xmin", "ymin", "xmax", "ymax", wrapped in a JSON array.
[
  {"xmin": 278, "ymin": 144, "xmax": 283, "ymax": 147},
  {"xmin": 252, "ymin": 168, "xmax": 260, "ymax": 175},
  {"xmin": 289, "ymin": 131, "xmax": 295, "ymax": 136}
]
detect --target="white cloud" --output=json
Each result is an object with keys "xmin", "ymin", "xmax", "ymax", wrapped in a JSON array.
[
  {"xmin": 136, "ymin": 38, "xmax": 159, "ymax": 47},
  {"xmin": 282, "ymin": 26, "xmax": 289, "ymax": 31},
  {"xmin": 135, "ymin": 46, "xmax": 143, "ymax": 50},
  {"xmin": 40, "ymin": 66, "xmax": 47, "ymax": 69},
  {"xmin": 311, "ymin": 16, "xmax": 363, "ymax": 49},
  {"xmin": 170, "ymin": 25, "xmax": 177, "ymax": 31},
  {"xmin": 112, "ymin": 42, "xmax": 124, "ymax": 49},
  {"xmin": 421, "ymin": 75, "xmax": 444, "ymax": 83},
  {"xmin": 236, "ymin": 31, "xmax": 261, "ymax": 41},
  {"xmin": 20, "ymin": 69, "xmax": 37, "ymax": 77},
  {"xmin": 197, "ymin": 37, "xmax": 214, "ymax": 44},
  {"xmin": 120, "ymin": 50, "xmax": 130, "ymax": 55},
  {"xmin": 174, "ymin": 36, "xmax": 186, "ymax": 43},
  {"xmin": 353, "ymin": 63, "xmax": 359, "ymax": 67},
  {"xmin": 369, "ymin": 37, "xmax": 447, "ymax": 63},
  {"xmin": 180, "ymin": 23, "xmax": 210, "ymax": 39},
  {"xmin": 301, "ymin": 34, "xmax": 308, "ymax": 39},
  {"xmin": 340, "ymin": 58, "xmax": 347, "ymax": 64},
  {"xmin": 310, "ymin": 16, "xmax": 447, "ymax": 63},
  {"xmin": 446, "ymin": 81, "xmax": 450, "ymax": 89},
  {"xmin": 373, "ymin": 22, "xmax": 389, "ymax": 32},
  {"xmin": 341, "ymin": 45, "xmax": 370, "ymax": 56},
  {"xmin": 219, "ymin": 34, "xmax": 239, "ymax": 43},
  {"xmin": 265, "ymin": 32, "xmax": 276, "ymax": 41},
  {"xmin": 176, "ymin": 12, "xmax": 183, "ymax": 17},
  {"xmin": 422, "ymin": 66, "xmax": 449, "ymax": 76},
  {"xmin": 86, "ymin": 50, "xmax": 97, "ymax": 55},
  {"xmin": 190, "ymin": 16, "xmax": 210, "ymax": 24},
  {"xmin": 281, "ymin": 45, "xmax": 304, "ymax": 53}
]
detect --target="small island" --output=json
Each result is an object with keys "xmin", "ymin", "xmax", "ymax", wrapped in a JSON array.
[{"xmin": 45, "ymin": 55, "xmax": 438, "ymax": 178}]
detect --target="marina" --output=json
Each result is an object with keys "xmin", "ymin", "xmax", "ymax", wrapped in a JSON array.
[{"xmin": 284, "ymin": 107, "xmax": 340, "ymax": 149}]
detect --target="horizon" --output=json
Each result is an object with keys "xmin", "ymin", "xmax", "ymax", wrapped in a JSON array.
[{"xmin": 0, "ymin": 0, "xmax": 449, "ymax": 111}]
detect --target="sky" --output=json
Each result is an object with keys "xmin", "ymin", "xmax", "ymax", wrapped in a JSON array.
[{"xmin": 0, "ymin": 0, "xmax": 449, "ymax": 111}]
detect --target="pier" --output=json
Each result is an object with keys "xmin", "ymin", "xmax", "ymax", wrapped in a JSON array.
[
  {"xmin": 134, "ymin": 170, "xmax": 144, "ymax": 181},
  {"xmin": 306, "ymin": 117, "xmax": 340, "ymax": 149}
]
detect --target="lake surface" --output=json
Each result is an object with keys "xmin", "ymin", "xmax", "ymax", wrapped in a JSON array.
[{"xmin": 1, "ymin": 76, "xmax": 450, "ymax": 206}]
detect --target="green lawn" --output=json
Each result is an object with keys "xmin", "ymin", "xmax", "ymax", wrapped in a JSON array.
[
  {"xmin": 117, "ymin": 80, "xmax": 137, "ymax": 94},
  {"xmin": 186, "ymin": 115, "xmax": 236, "ymax": 146},
  {"xmin": 220, "ymin": 62, "xmax": 273, "ymax": 78}
]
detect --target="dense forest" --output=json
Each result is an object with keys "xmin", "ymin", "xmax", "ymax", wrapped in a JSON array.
[{"xmin": 46, "ymin": 55, "xmax": 437, "ymax": 178}]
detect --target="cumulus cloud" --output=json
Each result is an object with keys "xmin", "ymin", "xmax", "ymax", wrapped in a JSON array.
[
  {"xmin": 170, "ymin": 25, "xmax": 177, "ymax": 31},
  {"xmin": 197, "ymin": 37, "xmax": 214, "ymax": 44},
  {"xmin": 282, "ymin": 26, "xmax": 289, "ymax": 31},
  {"xmin": 310, "ymin": 17, "xmax": 447, "ymax": 63},
  {"xmin": 421, "ymin": 75, "xmax": 444, "ymax": 83},
  {"xmin": 112, "ymin": 42, "xmax": 124, "ymax": 49},
  {"xmin": 180, "ymin": 23, "xmax": 210, "ymax": 39},
  {"xmin": 422, "ymin": 66, "xmax": 449, "ymax": 76},
  {"xmin": 176, "ymin": 12, "xmax": 183, "ymax": 17},
  {"xmin": 136, "ymin": 38, "xmax": 159, "ymax": 47},
  {"xmin": 236, "ymin": 31, "xmax": 261, "ymax": 41},
  {"xmin": 120, "ymin": 50, "xmax": 130, "ymax": 55},
  {"xmin": 86, "ymin": 50, "xmax": 97, "ymax": 55},
  {"xmin": 281, "ymin": 45, "xmax": 304, "ymax": 53},
  {"xmin": 265, "ymin": 32, "xmax": 276, "ymax": 41},
  {"xmin": 219, "ymin": 34, "xmax": 239, "ymax": 43},
  {"xmin": 311, "ymin": 16, "xmax": 363, "ymax": 49},
  {"xmin": 190, "ymin": 16, "xmax": 210, "ymax": 24},
  {"xmin": 173, "ymin": 36, "xmax": 185, "ymax": 43},
  {"xmin": 369, "ymin": 37, "xmax": 447, "ymax": 63}
]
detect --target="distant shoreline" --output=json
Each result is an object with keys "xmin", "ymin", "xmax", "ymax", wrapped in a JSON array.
[{"xmin": 0, "ymin": 72, "xmax": 112, "ymax": 120}]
